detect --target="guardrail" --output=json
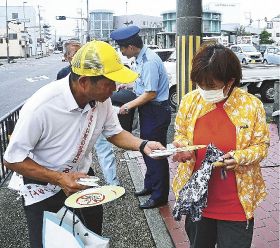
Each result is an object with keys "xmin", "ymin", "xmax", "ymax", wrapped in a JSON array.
[{"xmin": 0, "ymin": 103, "xmax": 23, "ymax": 186}]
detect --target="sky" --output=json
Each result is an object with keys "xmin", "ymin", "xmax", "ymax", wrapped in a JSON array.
[{"xmin": 5, "ymin": 0, "xmax": 280, "ymax": 37}]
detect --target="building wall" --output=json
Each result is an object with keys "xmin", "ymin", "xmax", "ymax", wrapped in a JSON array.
[
  {"xmin": 0, "ymin": 23, "xmax": 27, "ymax": 58},
  {"xmin": 89, "ymin": 10, "xmax": 114, "ymax": 41},
  {"xmin": 160, "ymin": 10, "xmax": 221, "ymax": 48},
  {"xmin": 267, "ymin": 16, "xmax": 280, "ymax": 45},
  {"xmin": 0, "ymin": 5, "xmax": 38, "ymax": 57},
  {"xmin": 113, "ymin": 14, "xmax": 163, "ymax": 46}
]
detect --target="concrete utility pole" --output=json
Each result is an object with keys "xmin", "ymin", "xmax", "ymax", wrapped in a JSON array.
[
  {"xmin": 38, "ymin": 5, "xmax": 43, "ymax": 56},
  {"xmin": 5, "ymin": 0, "xmax": 10, "ymax": 63},
  {"xmin": 86, "ymin": 0, "xmax": 90, "ymax": 41},
  {"xmin": 23, "ymin": 1, "xmax": 27, "ymax": 59},
  {"xmin": 176, "ymin": 0, "xmax": 202, "ymax": 105}
]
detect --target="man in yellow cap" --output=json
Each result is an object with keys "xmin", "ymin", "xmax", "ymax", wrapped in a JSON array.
[{"xmin": 4, "ymin": 40, "xmax": 165, "ymax": 248}]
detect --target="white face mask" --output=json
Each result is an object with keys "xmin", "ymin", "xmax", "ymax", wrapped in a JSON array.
[{"xmin": 197, "ymin": 86, "xmax": 228, "ymax": 103}]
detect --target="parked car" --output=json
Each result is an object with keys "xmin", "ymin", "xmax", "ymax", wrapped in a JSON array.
[
  {"xmin": 147, "ymin": 45, "xmax": 160, "ymax": 50},
  {"xmin": 53, "ymin": 50, "xmax": 62, "ymax": 54},
  {"xmin": 154, "ymin": 48, "xmax": 175, "ymax": 62},
  {"xmin": 255, "ymin": 44, "xmax": 274, "ymax": 57},
  {"xmin": 263, "ymin": 46, "xmax": 280, "ymax": 65},
  {"xmin": 162, "ymin": 51, "xmax": 177, "ymax": 110},
  {"xmin": 230, "ymin": 44, "xmax": 262, "ymax": 64}
]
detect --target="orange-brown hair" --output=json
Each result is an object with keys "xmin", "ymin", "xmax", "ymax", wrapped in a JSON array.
[{"xmin": 191, "ymin": 43, "xmax": 242, "ymax": 87}]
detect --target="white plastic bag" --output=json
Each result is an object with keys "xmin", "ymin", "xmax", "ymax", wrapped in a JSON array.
[{"xmin": 43, "ymin": 207, "xmax": 109, "ymax": 248}]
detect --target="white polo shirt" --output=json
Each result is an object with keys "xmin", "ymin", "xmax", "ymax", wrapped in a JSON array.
[{"xmin": 4, "ymin": 75, "xmax": 123, "ymax": 174}]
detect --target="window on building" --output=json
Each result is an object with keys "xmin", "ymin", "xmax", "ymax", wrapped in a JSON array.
[
  {"xmin": 276, "ymin": 33, "xmax": 280, "ymax": 37},
  {"xmin": 12, "ymin": 13, "xmax": 18, "ymax": 19},
  {"xmin": 95, "ymin": 13, "xmax": 101, "ymax": 20},
  {"xmin": 102, "ymin": 21, "xmax": 108, "ymax": 29},
  {"xmin": 143, "ymin": 21, "xmax": 146, "ymax": 26},
  {"xmin": 0, "ymin": 38, "xmax": 3, "ymax": 43},
  {"xmin": 267, "ymin": 22, "xmax": 273, "ymax": 29},
  {"xmin": 8, "ymin": 33, "xmax": 17, "ymax": 40},
  {"xmin": 203, "ymin": 21, "xmax": 211, "ymax": 33},
  {"xmin": 102, "ymin": 30, "xmax": 109, "ymax": 38},
  {"xmin": 102, "ymin": 13, "xmax": 108, "ymax": 20},
  {"xmin": 94, "ymin": 21, "xmax": 101, "ymax": 29}
]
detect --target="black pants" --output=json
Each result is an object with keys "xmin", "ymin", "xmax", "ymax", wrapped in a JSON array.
[
  {"xmin": 138, "ymin": 101, "xmax": 171, "ymax": 202},
  {"xmin": 185, "ymin": 216, "xmax": 254, "ymax": 248},
  {"xmin": 23, "ymin": 168, "xmax": 103, "ymax": 248},
  {"xmin": 24, "ymin": 190, "xmax": 103, "ymax": 248}
]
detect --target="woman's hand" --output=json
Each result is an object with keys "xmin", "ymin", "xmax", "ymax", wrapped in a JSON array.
[
  {"xmin": 221, "ymin": 153, "xmax": 238, "ymax": 170},
  {"xmin": 172, "ymin": 141, "xmax": 195, "ymax": 163}
]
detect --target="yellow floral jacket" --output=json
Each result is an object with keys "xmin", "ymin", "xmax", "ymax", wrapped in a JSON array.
[{"xmin": 172, "ymin": 87, "xmax": 270, "ymax": 220}]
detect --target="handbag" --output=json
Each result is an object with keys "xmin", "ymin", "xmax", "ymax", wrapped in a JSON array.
[{"xmin": 43, "ymin": 206, "xmax": 109, "ymax": 248}]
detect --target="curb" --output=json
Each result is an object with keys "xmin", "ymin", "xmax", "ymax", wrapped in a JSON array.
[{"xmin": 124, "ymin": 151, "xmax": 175, "ymax": 248}]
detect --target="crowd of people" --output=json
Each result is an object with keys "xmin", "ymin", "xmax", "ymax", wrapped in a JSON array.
[{"xmin": 4, "ymin": 25, "xmax": 270, "ymax": 248}]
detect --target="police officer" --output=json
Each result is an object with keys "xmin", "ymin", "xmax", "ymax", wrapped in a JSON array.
[{"xmin": 110, "ymin": 26, "xmax": 171, "ymax": 209}]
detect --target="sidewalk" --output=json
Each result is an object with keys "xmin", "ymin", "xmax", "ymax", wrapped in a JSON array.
[{"xmin": 128, "ymin": 123, "xmax": 279, "ymax": 248}]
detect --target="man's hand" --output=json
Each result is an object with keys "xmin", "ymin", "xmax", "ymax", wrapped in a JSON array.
[
  {"xmin": 144, "ymin": 141, "xmax": 166, "ymax": 156},
  {"xmin": 172, "ymin": 141, "xmax": 195, "ymax": 163},
  {"xmin": 57, "ymin": 172, "xmax": 89, "ymax": 196},
  {"xmin": 119, "ymin": 103, "xmax": 130, "ymax": 115}
]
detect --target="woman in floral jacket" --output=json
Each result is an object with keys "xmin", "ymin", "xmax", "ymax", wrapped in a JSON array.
[{"xmin": 172, "ymin": 43, "xmax": 270, "ymax": 248}]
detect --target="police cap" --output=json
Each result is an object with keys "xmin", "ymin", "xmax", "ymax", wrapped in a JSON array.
[{"xmin": 110, "ymin": 25, "xmax": 140, "ymax": 42}]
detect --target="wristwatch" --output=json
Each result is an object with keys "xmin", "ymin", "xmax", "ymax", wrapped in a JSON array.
[
  {"xmin": 139, "ymin": 140, "xmax": 149, "ymax": 154},
  {"xmin": 124, "ymin": 105, "xmax": 129, "ymax": 113}
]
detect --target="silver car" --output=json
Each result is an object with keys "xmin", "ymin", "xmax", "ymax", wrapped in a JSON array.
[
  {"xmin": 230, "ymin": 44, "xmax": 262, "ymax": 64},
  {"xmin": 263, "ymin": 47, "xmax": 280, "ymax": 65}
]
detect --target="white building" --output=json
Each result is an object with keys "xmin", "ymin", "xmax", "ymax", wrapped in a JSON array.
[
  {"xmin": 266, "ymin": 15, "xmax": 280, "ymax": 46},
  {"xmin": 89, "ymin": 10, "xmax": 114, "ymax": 41},
  {"xmin": 113, "ymin": 14, "xmax": 163, "ymax": 46},
  {"xmin": 0, "ymin": 5, "xmax": 44, "ymax": 58},
  {"xmin": 0, "ymin": 22, "xmax": 27, "ymax": 58}
]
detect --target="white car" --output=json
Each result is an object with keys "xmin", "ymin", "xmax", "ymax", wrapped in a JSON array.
[
  {"xmin": 162, "ymin": 51, "xmax": 177, "ymax": 110},
  {"xmin": 263, "ymin": 46, "xmax": 280, "ymax": 65},
  {"xmin": 230, "ymin": 44, "xmax": 262, "ymax": 64}
]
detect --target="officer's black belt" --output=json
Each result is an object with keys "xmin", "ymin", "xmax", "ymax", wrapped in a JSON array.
[{"xmin": 149, "ymin": 100, "xmax": 169, "ymax": 106}]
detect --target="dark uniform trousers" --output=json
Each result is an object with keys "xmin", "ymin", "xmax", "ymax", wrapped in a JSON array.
[
  {"xmin": 23, "ymin": 168, "xmax": 103, "ymax": 248},
  {"xmin": 138, "ymin": 100, "xmax": 171, "ymax": 202}
]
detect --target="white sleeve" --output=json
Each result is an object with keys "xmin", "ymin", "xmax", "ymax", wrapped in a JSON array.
[
  {"xmin": 102, "ymin": 99, "xmax": 123, "ymax": 138},
  {"xmin": 4, "ymin": 106, "xmax": 43, "ymax": 163}
]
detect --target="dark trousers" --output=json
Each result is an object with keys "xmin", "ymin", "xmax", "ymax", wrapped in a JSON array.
[
  {"xmin": 23, "ymin": 168, "xmax": 103, "ymax": 248},
  {"xmin": 185, "ymin": 216, "xmax": 254, "ymax": 248},
  {"xmin": 138, "ymin": 101, "xmax": 171, "ymax": 202}
]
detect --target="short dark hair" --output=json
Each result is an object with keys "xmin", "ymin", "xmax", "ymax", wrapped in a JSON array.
[
  {"xmin": 70, "ymin": 69, "xmax": 106, "ymax": 83},
  {"xmin": 117, "ymin": 34, "xmax": 143, "ymax": 49},
  {"xmin": 191, "ymin": 43, "xmax": 242, "ymax": 87}
]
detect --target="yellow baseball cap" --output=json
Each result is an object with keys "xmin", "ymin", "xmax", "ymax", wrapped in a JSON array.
[{"xmin": 71, "ymin": 40, "xmax": 138, "ymax": 84}]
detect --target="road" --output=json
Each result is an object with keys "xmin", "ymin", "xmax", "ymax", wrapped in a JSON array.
[
  {"xmin": 0, "ymin": 57, "xmax": 276, "ymax": 118},
  {"xmin": 0, "ymin": 54, "xmax": 65, "ymax": 117},
  {"xmin": 242, "ymin": 64, "xmax": 280, "ymax": 79}
]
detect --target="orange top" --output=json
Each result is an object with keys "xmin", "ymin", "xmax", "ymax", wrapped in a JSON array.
[{"xmin": 193, "ymin": 101, "xmax": 246, "ymax": 221}]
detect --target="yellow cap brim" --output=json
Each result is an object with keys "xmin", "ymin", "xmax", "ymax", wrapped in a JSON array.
[{"xmin": 104, "ymin": 66, "xmax": 138, "ymax": 84}]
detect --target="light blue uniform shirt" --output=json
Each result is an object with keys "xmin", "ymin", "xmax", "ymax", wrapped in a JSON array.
[{"xmin": 133, "ymin": 46, "xmax": 169, "ymax": 102}]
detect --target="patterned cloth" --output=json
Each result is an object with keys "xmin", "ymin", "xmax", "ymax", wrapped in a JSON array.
[
  {"xmin": 173, "ymin": 144, "xmax": 224, "ymax": 221},
  {"xmin": 172, "ymin": 87, "xmax": 269, "ymax": 220}
]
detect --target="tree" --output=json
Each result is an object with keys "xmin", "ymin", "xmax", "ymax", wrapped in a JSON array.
[
  {"xmin": 235, "ymin": 25, "xmax": 251, "ymax": 36},
  {"xmin": 259, "ymin": 30, "xmax": 274, "ymax": 44}
]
